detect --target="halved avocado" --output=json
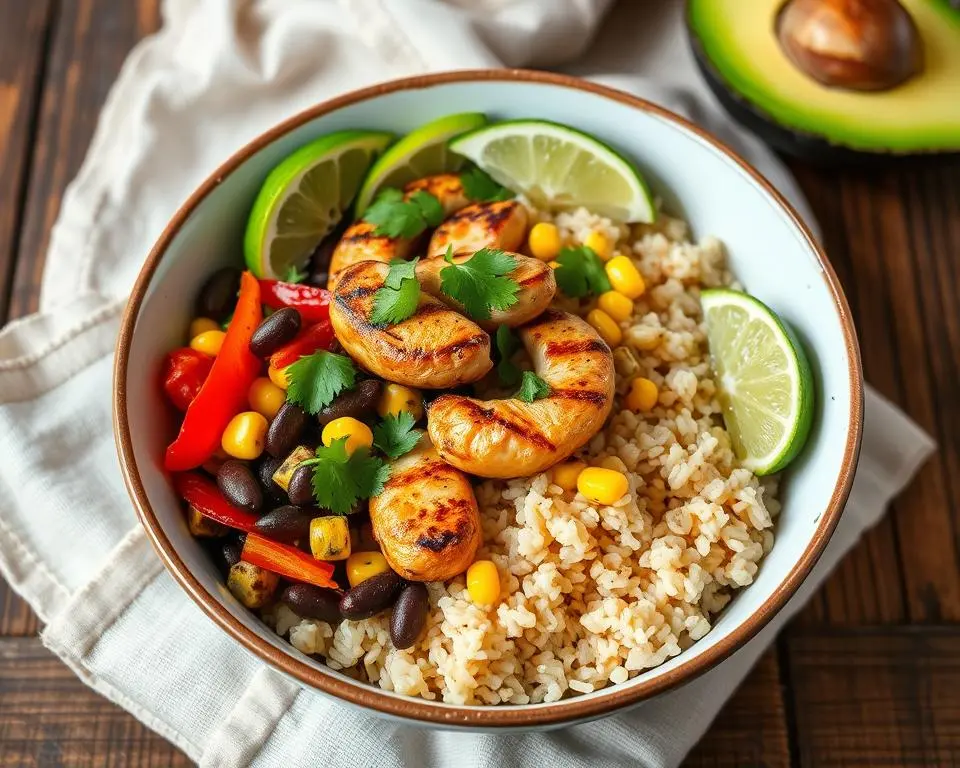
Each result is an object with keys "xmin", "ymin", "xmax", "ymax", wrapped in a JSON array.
[{"xmin": 687, "ymin": 0, "xmax": 960, "ymax": 163}]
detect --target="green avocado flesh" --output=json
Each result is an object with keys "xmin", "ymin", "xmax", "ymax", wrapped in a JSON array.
[{"xmin": 688, "ymin": 0, "xmax": 960, "ymax": 153}]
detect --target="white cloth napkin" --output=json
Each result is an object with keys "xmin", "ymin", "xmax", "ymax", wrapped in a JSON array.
[{"xmin": 0, "ymin": 1, "xmax": 935, "ymax": 766}]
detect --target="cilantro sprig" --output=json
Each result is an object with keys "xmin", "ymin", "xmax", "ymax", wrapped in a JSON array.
[
  {"xmin": 285, "ymin": 351, "xmax": 356, "ymax": 414},
  {"xmin": 283, "ymin": 264, "xmax": 308, "ymax": 284},
  {"xmin": 362, "ymin": 188, "xmax": 444, "ymax": 238},
  {"xmin": 495, "ymin": 325, "xmax": 522, "ymax": 387},
  {"xmin": 515, "ymin": 371, "xmax": 551, "ymax": 403},
  {"xmin": 373, "ymin": 412, "xmax": 422, "ymax": 459},
  {"xmin": 300, "ymin": 438, "xmax": 389, "ymax": 515},
  {"xmin": 439, "ymin": 247, "xmax": 520, "ymax": 321},
  {"xmin": 370, "ymin": 257, "xmax": 421, "ymax": 326},
  {"xmin": 461, "ymin": 167, "xmax": 514, "ymax": 203},
  {"xmin": 554, "ymin": 245, "xmax": 611, "ymax": 299}
]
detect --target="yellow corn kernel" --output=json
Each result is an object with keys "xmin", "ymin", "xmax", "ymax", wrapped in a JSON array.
[
  {"xmin": 466, "ymin": 560, "xmax": 501, "ymax": 606},
  {"xmin": 552, "ymin": 460, "xmax": 587, "ymax": 492},
  {"xmin": 190, "ymin": 329, "xmax": 226, "ymax": 357},
  {"xmin": 346, "ymin": 551, "xmax": 390, "ymax": 587},
  {"xmin": 625, "ymin": 376, "xmax": 659, "ymax": 412},
  {"xmin": 548, "ymin": 260, "xmax": 561, "ymax": 269},
  {"xmin": 321, "ymin": 416, "xmax": 373, "ymax": 456},
  {"xmin": 584, "ymin": 230, "xmax": 612, "ymax": 261},
  {"xmin": 605, "ymin": 256, "xmax": 646, "ymax": 300},
  {"xmin": 586, "ymin": 308, "xmax": 623, "ymax": 347},
  {"xmin": 377, "ymin": 383, "xmax": 424, "ymax": 421},
  {"xmin": 527, "ymin": 222, "xmax": 561, "ymax": 261},
  {"xmin": 577, "ymin": 467, "xmax": 629, "ymax": 506},
  {"xmin": 597, "ymin": 291, "xmax": 634, "ymax": 322},
  {"xmin": 221, "ymin": 411, "xmax": 268, "ymax": 460},
  {"xmin": 247, "ymin": 377, "xmax": 286, "ymax": 420},
  {"xmin": 189, "ymin": 317, "xmax": 220, "ymax": 341},
  {"xmin": 310, "ymin": 516, "xmax": 352, "ymax": 561},
  {"xmin": 268, "ymin": 363, "xmax": 291, "ymax": 390}
]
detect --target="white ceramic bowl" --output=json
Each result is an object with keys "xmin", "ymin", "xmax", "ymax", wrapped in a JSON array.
[{"xmin": 115, "ymin": 70, "xmax": 863, "ymax": 730}]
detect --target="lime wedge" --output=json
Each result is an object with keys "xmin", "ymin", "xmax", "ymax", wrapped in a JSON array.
[
  {"xmin": 701, "ymin": 288, "xmax": 814, "ymax": 475},
  {"xmin": 449, "ymin": 120, "xmax": 655, "ymax": 223},
  {"xmin": 244, "ymin": 130, "xmax": 394, "ymax": 279},
  {"xmin": 353, "ymin": 112, "xmax": 488, "ymax": 215}
]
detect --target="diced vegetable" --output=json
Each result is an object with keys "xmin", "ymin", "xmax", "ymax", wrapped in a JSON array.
[
  {"xmin": 228, "ymin": 561, "xmax": 279, "ymax": 608},
  {"xmin": 173, "ymin": 472, "xmax": 258, "ymax": 532},
  {"xmin": 272, "ymin": 445, "xmax": 314, "ymax": 491},
  {"xmin": 186, "ymin": 505, "xmax": 228, "ymax": 538},
  {"xmin": 258, "ymin": 280, "xmax": 331, "ymax": 323},
  {"xmin": 309, "ymin": 516, "xmax": 352, "ymax": 561},
  {"xmin": 165, "ymin": 272, "xmax": 264, "ymax": 471},
  {"xmin": 241, "ymin": 533, "xmax": 338, "ymax": 589},
  {"xmin": 161, "ymin": 348, "xmax": 214, "ymax": 412}
]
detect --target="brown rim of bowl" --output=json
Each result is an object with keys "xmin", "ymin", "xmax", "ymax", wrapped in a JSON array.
[{"xmin": 114, "ymin": 68, "xmax": 863, "ymax": 728}]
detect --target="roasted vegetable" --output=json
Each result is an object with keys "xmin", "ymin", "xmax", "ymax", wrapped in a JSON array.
[
  {"xmin": 227, "ymin": 561, "xmax": 279, "ymax": 608},
  {"xmin": 309, "ymin": 516, "xmax": 352, "ymax": 561}
]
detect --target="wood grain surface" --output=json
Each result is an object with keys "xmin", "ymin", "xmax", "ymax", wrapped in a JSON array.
[{"xmin": 0, "ymin": 1, "xmax": 957, "ymax": 766}]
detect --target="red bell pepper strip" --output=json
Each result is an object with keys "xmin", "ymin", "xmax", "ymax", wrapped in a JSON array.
[
  {"xmin": 241, "ymin": 533, "xmax": 339, "ymax": 590},
  {"xmin": 269, "ymin": 319, "xmax": 335, "ymax": 369},
  {"xmin": 173, "ymin": 472, "xmax": 258, "ymax": 532},
  {"xmin": 259, "ymin": 279, "xmax": 331, "ymax": 323},
  {"xmin": 161, "ymin": 348, "xmax": 214, "ymax": 411},
  {"xmin": 165, "ymin": 271, "xmax": 263, "ymax": 471}
]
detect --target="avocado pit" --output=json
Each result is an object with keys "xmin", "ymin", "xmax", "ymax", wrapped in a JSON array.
[{"xmin": 776, "ymin": 0, "xmax": 923, "ymax": 91}]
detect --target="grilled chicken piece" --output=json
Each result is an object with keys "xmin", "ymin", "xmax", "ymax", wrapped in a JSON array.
[
  {"xmin": 328, "ymin": 174, "xmax": 470, "ymax": 288},
  {"xmin": 427, "ymin": 310, "xmax": 615, "ymax": 478},
  {"xmin": 369, "ymin": 437, "xmax": 481, "ymax": 582},
  {"xmin": 415, "ymin": 252, "xmax": 556, "ymax": 330},
  {"xmin": 426, "ymin": 200, "xmax": 528, "ymax": 259},
  {"xmin": 329, "ymin": 260, "xmax": 492, "ymax": 389}
]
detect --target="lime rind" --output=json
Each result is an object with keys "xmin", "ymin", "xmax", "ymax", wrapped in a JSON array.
[
  {"xmin": 353, "ymin": 112, "xmax": 488, "ymax": 215},
  {"xmin": 449, "ymin": 119, "xmax": 656, "ymax": 223},
  {"xmin": 701, "ymin": 288, "xmax": 814, "ymax": 475},
  {"xmin": 244, "ymin": 130, "xmax": 394, "ymax": 279}
]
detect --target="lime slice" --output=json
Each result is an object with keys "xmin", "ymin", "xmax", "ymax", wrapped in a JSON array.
[
  {"xmin": 701, "ymin": 288, "xmax": 814, "ymax": 475},
  {"xmin": 449, "ymin": 120, "xmax": 655, "ymax": 223},
  {"xmin": 244, "ymin": 130, "xmax": 394, "ymax": 279},
  {"xmin": 353, "ymin": 112, "xmax": 488, "ymax": 215}
]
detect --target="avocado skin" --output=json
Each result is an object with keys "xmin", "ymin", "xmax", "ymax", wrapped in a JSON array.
[{"xmin": 686, "ymin": 18, "xmax": 960, "ymax": 167}]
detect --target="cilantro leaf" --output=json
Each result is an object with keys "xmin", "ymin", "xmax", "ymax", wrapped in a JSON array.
[
  {"xmin": 409, "ymin": 189, "xmax": 445, "ymax": 227},
  {"xmin": 372, "ymin": 412, "xmax": 422, "ymax": 459},
  {"xmin": 461, "ymin": 167, "xmax": 515, "ymax": 203},
  {"xmin": 283, "ymin": 264, "xmax": 308, "ymax": 284},
  {"xmin": 495, "ymin": 324, "xmax": 522, "ymax": 387},
  {"xmin": 439, "ymin": 247, "xmax": 519, "ymax": 321},
  {"xmin": 362, "ymin": 188, "xmax": 443, "ymax": 238},
  {"xmin": 370, "ymin": 257, "xmax": 421, "ymax": 326},
  {"xmin": 285, "ymin": 351, "xmax": 356, "ymax": 414},
  {"xmin": 515, "ymin": 371, "xmax": 551, "ymax": 403},
  {"xmin": 554, "ymin": 246, "xmax": 611, "ymax": 299},
  {"xmin": 304, "ymin": 438, "xmax": 390, "ymax": 515}
]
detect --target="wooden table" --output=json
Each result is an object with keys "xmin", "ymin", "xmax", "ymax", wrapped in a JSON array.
[{"xmin": 1, "ymin": 2, "xmax": 957, "ymax": 765}]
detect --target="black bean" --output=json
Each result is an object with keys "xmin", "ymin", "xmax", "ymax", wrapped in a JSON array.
[
  {"xmin": 317, "ymin": 379, "xmax": 381, "ymax": 426},
  {"xmin": 281, "ymin": 583, "xmax": 342, "ymax": 623},
  {"xmin": 339, "ymin": 570, "xmax": 402, "ymax": 620},
  {"xmin": 249, "ymin": 308, "xmax": 301, "ymax": 358},
  {"xmin": 256, "ymin": 456, "xmax": 286, "ymax": 506},
  {"xmin": 196, "ymin": 267, "xmax": 241, "ymax": 321},
  {"xmin": 390, "ymin": 582, "xmax": 428, "ymax": 650},
  {"xmin": 221, "ymin": 539, "xmax": 244, "ymax": 570},
  {"xmin": 254, "ymin": 505, "xmax": 313, "ymax": 543},
  {"xmin": 266, "ymin": 402, "xmax": 309, "ymax": 458},
  {"xmin": 216, "ymin": 460, "xmax": 263, "ymax": 512},
  {"xmin": 287, "ymin": 464, "xmax": 315, "ymax": 506}
]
